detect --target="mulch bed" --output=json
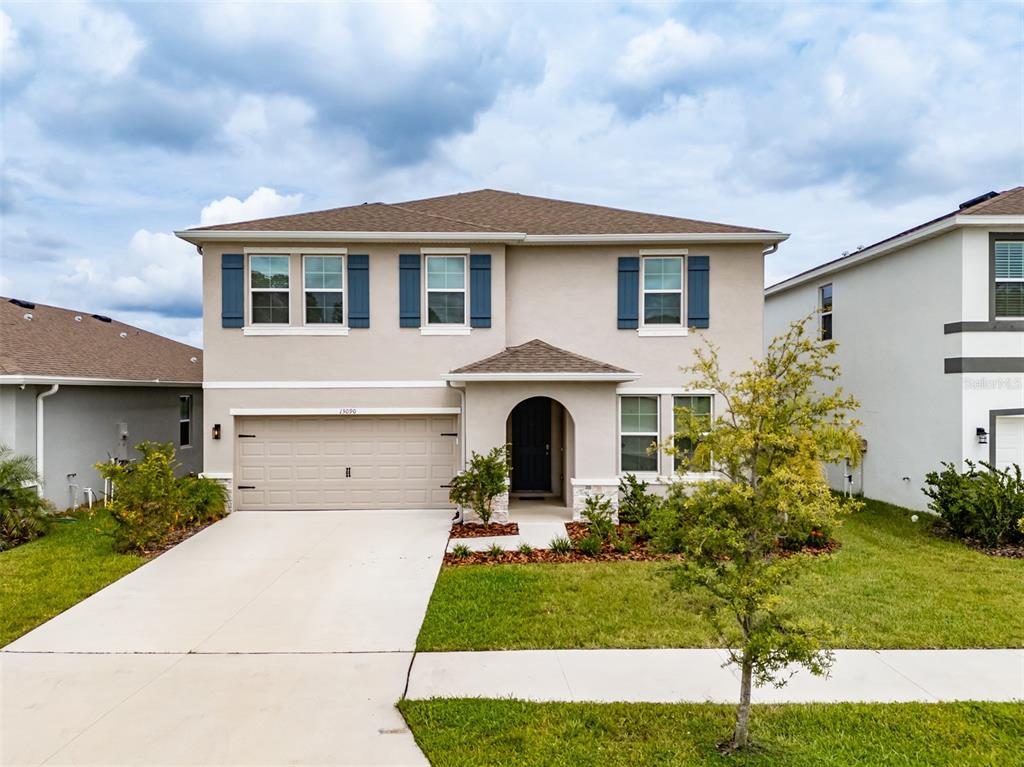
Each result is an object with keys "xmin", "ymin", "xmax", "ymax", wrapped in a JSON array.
[
  {"xmin": 443, "ymin": 548, "xmax": 679, "ymax": 566},
  {"xmin": 449, "ymin": 522, "xmax": 519, "ymax": 538},
  {"xmin": 445, "ymin": 520, "xmax": 840, "ymax": 567},
  {"xmin": 930, "ymin": 526, "xmax": 1024, "ymax": 559},
  {"xmin": 140, "ymin": 518, "xmax": 221, "ymax": 558}
]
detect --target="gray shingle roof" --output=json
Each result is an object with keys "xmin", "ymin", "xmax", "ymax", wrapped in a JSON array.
[
  {"xmin": 0, "ymin": 298, "xmax": 202, "ymax": 383},
  {"xmin": 193, "ymin": 189, "xmax": 779, "ymax": 236},
  {"xmin": 451, "ymin": 339, "xmax": 631, "ymax": 375}
]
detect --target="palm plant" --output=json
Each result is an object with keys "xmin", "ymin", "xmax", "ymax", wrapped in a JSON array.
[{"xmin": 0, "ymin": 444, "xmax": 53, "ymax": 550}]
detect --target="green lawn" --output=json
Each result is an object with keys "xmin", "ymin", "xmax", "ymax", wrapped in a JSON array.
[
  {"xmin": 0, "ymin": 510, "xmax": 144, "ymax": 647},
  {"xmin": 417, "ymin": 499, "xmax": 1024, "ymax": 650},
  {"xmin": 399, "ymin": 699, "xmax": 1024, "ymax": 767}
]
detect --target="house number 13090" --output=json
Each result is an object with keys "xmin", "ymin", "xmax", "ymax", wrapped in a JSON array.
[{"xmin": 338, "ymin": 408, "xmax": 358, "ymax": 415}]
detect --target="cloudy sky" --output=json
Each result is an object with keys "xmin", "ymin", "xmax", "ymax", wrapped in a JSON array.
[{"xmin": 2, "ymin": 1, "xmax": 1022, "ymax": 347}]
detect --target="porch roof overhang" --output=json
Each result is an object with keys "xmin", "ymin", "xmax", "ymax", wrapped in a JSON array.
[
  {"xmin": 446, "ymin": 339, "xmax": 638, "ymax": 383},
  {"xmin": 442, "ymin": 371, "xmax": 641, "ymax": 382}
]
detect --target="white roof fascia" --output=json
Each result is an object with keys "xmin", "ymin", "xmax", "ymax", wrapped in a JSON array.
[{"xmin": 0, "ymin": 375, "xmax": 200, "ymax": 387}]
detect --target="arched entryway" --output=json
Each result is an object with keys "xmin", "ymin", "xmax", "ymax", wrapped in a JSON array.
[{"xmin": 506, "ymin": 396, "xmax": 575, "ymax": 505}]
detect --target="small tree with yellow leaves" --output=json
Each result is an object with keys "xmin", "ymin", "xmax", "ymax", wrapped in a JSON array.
[{"xmin": 657, "ymin": 315, "xmax": 861, "ymax": 752}]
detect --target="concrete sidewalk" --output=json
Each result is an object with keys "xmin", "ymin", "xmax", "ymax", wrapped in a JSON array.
[{"xmin": 407, "ymin": 648, "xmax": 1024, "ymax": 704}]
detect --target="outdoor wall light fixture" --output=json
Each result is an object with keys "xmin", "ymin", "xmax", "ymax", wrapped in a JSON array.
[
  {"xmin": 976, "ymin": 427, "xmax": 988, "ymax": 445},
  {"xmin": 212, "ymin": 423, "xmax": 222, "ymax": 440}
]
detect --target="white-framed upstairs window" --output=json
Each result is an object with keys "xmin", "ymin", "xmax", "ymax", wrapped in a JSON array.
[
  {"xmin": 673, "ymin": 394, "xmax": 712, "ymax": 473},
  {"xmin": 819, "ymin": 283, "xmax": 833, "ymax": 340},
  {"xmin": 249, "ymin": 255, "xmax": 290, "ymax": 324},
  {"xmin": 425, "ymin": 255, "xmax": 466, "ymax": 325},
  {"xmin": 179, "ymin": 394, "xmax": 192, "ymax": 448},
  {"xmin": 994, "ymin": 240, "xmax": 1024, "ymax": 319},
  {"xmin": 642, "ymin": 256, "xmax": 683, "ymax": 326},
  {"xmin": 619, "ymin": 395, "xmax": 659, "ymax": 474},
  {"xmin": 303, "ymin": 255, "xmax": 344, "ymax": 325}
]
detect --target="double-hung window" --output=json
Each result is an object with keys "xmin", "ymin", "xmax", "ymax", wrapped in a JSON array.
[
  {"xmin": 426, "ymin": 255, "xmax": 466, "ymax": 325},
  {"xmin": 179, "ymin": 395, "xmax": 192, "ymax": 448},
  {"xmin": 304, "ymin": 255, "xmax": 344, "ymax": 325},
  {"xmin": 994, "ymin": 240, "xmax": 1024, "ymax": 318},
  {"xmin": 620, "ymin": 396, "xmax": 659, "ymax": 473},
  {"xmin": 674, "ymin": 395, "xmax": 712, "ymax": 472},
  {"xmin": 643, "ymin": 256, "xmax": 683, "ymax": 325},
  {"xmin": 819, "ymin": 283, "xmax": 833, "ymax": 340},
  {"xmin": 250, "ymin": 255, "xmax": 290, "ymax": 324}
]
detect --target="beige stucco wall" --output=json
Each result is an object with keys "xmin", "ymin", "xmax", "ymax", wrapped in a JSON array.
[
  {"xmin": 201, "ymin": 242, "xmax": 508, "ymax": 383},
  {"xmin": 505, "ymin": 243, "xmax": 766, "ymax": 386},
  {"xmin": 199, "ymin": 238, "xmax": 769, "ymax": 492}
]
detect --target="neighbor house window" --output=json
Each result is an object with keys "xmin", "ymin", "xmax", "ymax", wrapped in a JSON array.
[
  {"xmin": 426, "ymin": 255, "xmax": 466, "ymax": 325},
  {"xmin": 304, "ymin": 255, "xmax": 344, "ymax": 324},
  {"xmin": 994, "ymin": 240, "xmax": 1024, "ymax": 318},
  {"xmin": 819, "ymin": 283, "xmax": 833, "ymax": 340},
  {"xmin": 250, "ymin": 255, "xmax": 290, "ymax": 324},
  {"xmin": 674, "ymin": 395, "xmax": 712, "ymax": 472},
  {"xmin": 620, "ymin": 396, "xmax": 659, "ymax": 473},
  {"xmin": 179, "ymin": 395, "xmax": 192, "ymax": 448},
  {"xmin": 643, "ymin": 256, "xmax": 683, "ymax": 325}
]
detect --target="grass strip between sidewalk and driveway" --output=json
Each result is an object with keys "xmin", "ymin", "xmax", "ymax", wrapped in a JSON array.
[
  {"xmin": 417, "ymin": 500, "xmax": 1024, "ymax": 651},
  {"xmin": 0, "ymin": 510, "xmax": 144, "ymax": 647},
  {"xmin": 399, "ymin": 698, "xmax": 1024, "ymax": 767}
]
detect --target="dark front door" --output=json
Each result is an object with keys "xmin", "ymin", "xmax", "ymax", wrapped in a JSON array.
[{"xmin": 510, "ymin": 397, "xmax": 551, "ymax": 492}]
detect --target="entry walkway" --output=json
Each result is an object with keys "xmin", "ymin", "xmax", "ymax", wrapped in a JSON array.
[
  {"xmin": 407, "ymin": 648, "xmax": 1024, "ymax": 704},
  {"xmin": 446, "ymin": 500, "xmax": 572, "ymax": 553}
]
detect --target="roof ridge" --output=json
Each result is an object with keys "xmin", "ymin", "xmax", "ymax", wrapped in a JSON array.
[
  {"xmin": 383, "ymin": 201, "xmax": 506, "ymax": 232},
  {"xmin": 966, "ymin": 186, "xmax": 1024, "ymax": 214}
]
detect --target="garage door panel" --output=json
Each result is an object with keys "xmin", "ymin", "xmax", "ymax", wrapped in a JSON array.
[{"xmin": 235, "ymin": 415, "xmax": 458, "ymax": 510}]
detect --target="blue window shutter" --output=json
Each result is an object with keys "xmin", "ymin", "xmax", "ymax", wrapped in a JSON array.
[
  {"xmin": 347, "ymin": 255, "xmax": 369, "ymax": 328},
  {"xmin": 687, "ymin": 256, "xmax": 710, "ymax": 329},
  {"xmin": 221, "ymin": 254, "xmax": 244, "ymax": 328},
  {"xmin": 617, "ymin": 257, "xmax": 639, "ymax": 329},
  {"xmin": 399, "ymin": 254, "xmax": 421, "ymax": 327},
  {"xmin": 469, "ymin": 254, "xmax": 491, "ymax": 328}
]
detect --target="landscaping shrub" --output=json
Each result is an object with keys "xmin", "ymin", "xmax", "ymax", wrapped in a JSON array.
[
  {"xmin": 451, "ymin": 543, "xmax": 471, "ymax": 559},
  {"xmin": 518, "ymin": 543, "xmax": 535, "ymax": 555},
  {"xmin": 617, "ymin": 473, "xmax": 660, "ymax": 524},
  {"xmin": 576, "ymin": 532, "xmax": 603, "ymax": 557},
  {"xmin": 549, "ymin": 536, "xmax": 572, "ymax": 554},
  {"xmin": 179, "ymin": 475, "xmax": 229, "ymax": 525},
  {"xmin": 0, "ymin": 444, "xmax": 53, "ymax": 551},
  {"xmin": 611, "ymin": 526, "xmax": 635, "ymax": 554},
  {"xmin": 486, "ymin": 543, "xmax": 504, "ymax": 558},
  {"xmin": 97, "ymin": 442, "xmax": 227, "ymax": 553},
  {"xmin": 923, "ymin": 461, "xmax": 1024, "ymax": 547},
  {"xmin": 448, "ymin": 445, "xmax": 509, "ymax": 525},
  {"xmin": 582, "ymin": 493, "xmax": 615, "ymax": 541}
]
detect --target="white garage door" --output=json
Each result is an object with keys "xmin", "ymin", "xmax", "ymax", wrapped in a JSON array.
[
  {"xmin": 234, "ymin": 415, "xmax": 458, "ymax": 510},
  {"xmin": 994, "ymin": 416, "xmax": 1024, "ymax": 472}
]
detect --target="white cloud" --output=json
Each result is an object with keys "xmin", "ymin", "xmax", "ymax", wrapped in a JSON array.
[
  {"xmin": 199, "ymin": 187, "xmax": 305, "ymax": 227},
  {"xmin": 617, "ymin": 20, "xmax": 722, "ymax": 87}
]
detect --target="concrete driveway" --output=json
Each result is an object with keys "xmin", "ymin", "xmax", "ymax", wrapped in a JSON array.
[{"xmin": 1, "ymin": 509, "xmax": 452, "ymax": 766}]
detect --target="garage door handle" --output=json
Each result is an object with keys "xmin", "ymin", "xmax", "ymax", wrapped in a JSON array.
[
  {"xmin": 237, "ymin": 485, "xmax": 255, "ymax": 490},
  {"xmin": 238, "ymin": 434, "xmax": 256, "ymax": 438}
]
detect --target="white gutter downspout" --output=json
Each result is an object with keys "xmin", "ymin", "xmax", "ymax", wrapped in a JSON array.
[
  {"xmin": 762, "ymin": 243, "xmax": 779, "ymax": 257},
  {"xmin": 446, "ymin": 380, "xmax": 468, "ymax": 523},
  {"xmin": 35, "ymin": 384, "xmax": 59, "ymax": 495}
]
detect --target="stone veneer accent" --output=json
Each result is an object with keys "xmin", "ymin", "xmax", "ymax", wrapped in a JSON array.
[
  {"xmin": 571, "ymin": 480, "xmax": 620, "ymax": 523},
  {"xmin": 459, "ymin": 479, "xmax": 511, "ymax": 525}
]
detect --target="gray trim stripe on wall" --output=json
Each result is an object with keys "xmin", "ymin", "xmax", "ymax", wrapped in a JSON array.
[
  {"xmin": 989, "ymin": 408, "xmax": 1024, "ymax": 465},
  {"xmin": 945, "ymin": 321, "xmax": 1024, "ymax": 333},
  {"xmin": 945, "ymin": 357, "xmax": 1024, "ymax": 374}
]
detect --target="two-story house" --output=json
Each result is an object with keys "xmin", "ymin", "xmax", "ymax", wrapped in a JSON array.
[
  {"xmin": 176, "ymin": 190, "xmax": 786, "ymax": 517},
  {"xmin": 765, "ymin": 186, "xmax": 1024, "ymax": 511}
]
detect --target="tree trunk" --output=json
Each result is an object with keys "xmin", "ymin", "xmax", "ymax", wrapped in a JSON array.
[{"xmin": 733, "ymin": 652, "xmax": 753, "ymax": 750}]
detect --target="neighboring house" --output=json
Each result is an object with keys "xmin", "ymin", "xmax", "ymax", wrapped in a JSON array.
[
  {"xmin": 0, "ymin": 298, "xmax": 203, "ymax": 508},
  {"xmin": 176, "ymin": 189, "xmax": 786, "ymax": 518},
  {"xmin": 765, "ymin": 186, "xmax": 1024, "ymax": 511}
]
